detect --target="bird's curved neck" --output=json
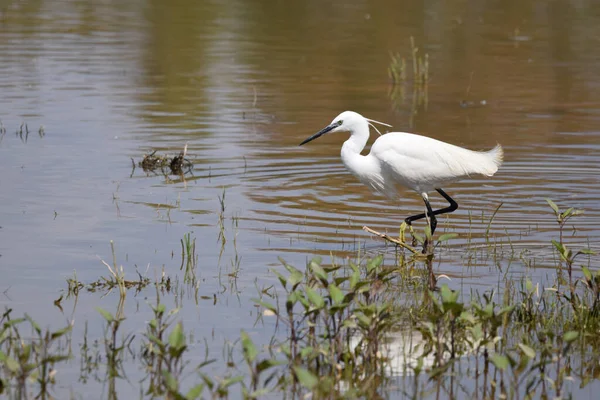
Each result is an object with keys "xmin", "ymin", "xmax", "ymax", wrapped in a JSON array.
[{"xmin": 340, "ymin": 121, "xmax": 370, "ymax": 172}]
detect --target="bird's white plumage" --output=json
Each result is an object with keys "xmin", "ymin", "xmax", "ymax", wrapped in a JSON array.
[{"xmin": 329, "ymin": 111, "xmax": 503, "ymax": 198}]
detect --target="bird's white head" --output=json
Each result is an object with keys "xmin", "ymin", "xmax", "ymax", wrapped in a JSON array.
[{"xmin": 299, "ymin": 111, "xmax": 391, "ymax": 146}]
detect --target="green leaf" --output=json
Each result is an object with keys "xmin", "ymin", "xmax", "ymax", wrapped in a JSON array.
[
  {"xmin": 483, "ymin": 303, "xmax": 494, "ymax": 317},
  {"xmin": 490, "ymin": 354, "xmax": 509, "ymax": 370},
  {"xmin": 146, "ymin": 333, "xmax": 166, "ymax": 350},
  {"xmin": 285, "ymin": 265, "xmax": 304, "ymax": 289},
  {"xmin": 329, "ymin": 284, "xmax": 344, "ymax": 304},
  {"xmin": 252, "ymin": 298, "xmax": 277, "ymax": 314},
  {"xmin": 412, "ymin": 231, "xmax": 424, "ymax": 244},
  {"xmin": 518, "ymin": 343, "xmax": 536, "ymax": 358},
  {"xmin": 551, "ymin": 239, "xmax": 564, "ymax": 254},
  {"xmin": 0, "ymin": 351, "xmax": 19, "ymax": 373},
  {"xmin": 310, "ymin": 261, "xmax": 328, "ymax": 285},
  {"xmin": 342, "ymin": 318, "xmax": 358, "ymax": 329},
  {"xmin": 333, "ymin": 276, "xmax": 348, "ymax": 286},
  {"xmin": 287, "ymin": 291, "xmax": 299, "ymax": 308},
  {"xmin": 561, "ymin": 207, "xmax": 574, "ymax": 219},
  {"xmin": 579, "ymin": 249, "xmax": 596, "ymax": 255},
  {"xmin": 200, "ymin": 373, "xmax": 214, "ymax": 390},
  {"xmin": 25, "ymin": 314, "xmax": 42, "ymax": 335},
  {"xmin": 440, "ymin": 285, "xmax": 462, "ymax": 315},
  {"xmin": 440, "ymin": 284, "xmax": 458, "ymax": 304},
  {"xmin": 582, "ymin": 267, "xmax": 592, "ymax": 281},
  {"xmin": 525, "ymin": 279, "xmax": 533, "ymax": 293},
  {"xmin": 424, "ymin": 225, "xmax": 432, "ymax": 239},
  {"xmin": 4, "ymin": 318, "xmax": 26, "ymax": 328},
  {"xmin": 355, "ymin": 312, "xmax": 371, "ymax": 327},
  {"xmin": 469, "ymin": 323, "xmax": 484, "ymax": 341},
  {"xmin": 283, "ymin": 263, "xmax": 302, "ymax": 278},
  {"xmin": 162, "ymin": 370, "xmax": 178, "ymax": 392},
  {"xmin": 545, "ymin": 198, "xmax": 559, "ymax": 215},
  {"xmin": 29, "ymin": 369, "xmax": 39, "ymax": 381},
  {"xmin": 459, "ymin": 311, "xmax": 475, "ymax": 324},
  {"xmin": 349, "ymin": 265, "xmax": 360, "ymax": 290},
  {"xmin": 96, "ymin": 307, "xmax": 114, "ymax": 323},
  {"xmin": 551, "ymin": 240, "xmax": 570, "ymax": 261},
  {"xmin": 219, "ymin": 375, "xmax": 244, "ymax": 388},
  {"xmin": 271, "ymin": 269, "xmax": 287, "ymax": 289},
  {"xmin": 305, "ymin": 286, "xmax": 325, "ymax": 308},
  {"xmin": 21, "ymin": 344, "xmax": 32, "ymax": 362},
  {"xmin": 300, "ymin": 346, "xmax": 316, "ymax": 358},
  {"xmin": 51, "ymin": 325, "xmax": 73, "ymax": 340},
  {"xmin": 248, "ymin": 388, "xmax": 272, "ymax": 398},
  {"xmin": 438, "ymin": 233, "xmax": 458, "ymax": 243},
  {"xmin": 23, "ymin": 362, "xmax": 36, "ymax": 374},
  {"xmin": 310, "ymin": 256, "xmax": 323, "ymax": 265},
  {"xmin": 43, "ymin": 355, "xmax": 70, "ymax": 363},
  {"xmin": 366, "ymin": 255, "xmax": 383, "ymax": 274},
  {"xmin": 240, "ymin": 330, "xmax": 258, "ymax": 364},
  {"xmin": 186, "ymin": 383, "xmax": 205, "ymax": 399},
  {"xmin": 293, "ymin": 366, "xmax": 318, "ymax": 389},
  {"xmin": 499, "ymin": 305, "xmax": 515, "ymax": 316},
  {"xmin": 296, "ymin": 293, "xmax": 310, "ymax": 309},
  {"xmin": 564, "ymin": 331, "xmax": 579, "ymax": 343},
  {"xmin": 198, "ymin": 358, "xmax": 216, "ymax": 369},
  {"xmin": 168, "ymin": 322, "xmax": 186, "ymax": 351},
  {"xmin": 256, "ymin": 358, "xmax": 284, "ymax": 373},
  {"xmin": 356, "ymin": 283, "xmax": 371, "ymax": 294}
]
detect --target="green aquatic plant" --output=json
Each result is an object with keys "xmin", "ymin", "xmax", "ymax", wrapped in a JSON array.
[
  {"xmin": 98, "ymin": 241, "xmax": 127, "ymax": 299},
  {"xmin": 546, "ymin": 199, "xmax": 593, "ymax": 291},
  {"xmin": 388, "ymin": 36, "xmax": 428, "ymax": 85},
  {"xmin": 252, "ymin": 254, "xmax": 411, "ymax": 398},
  {"xmin": 388, "ymin": 36, "xmax": 429, "ymax": 127},
  {"xmin": 66, "ymin": 241, "xmax": 153, "ymax": 297},
  {"xmin": 180, "ymin": 232, "xmax": 198, "ymax": 284},
  {"xmin": 3, "ymin": 200, "xmax": 600, "ymax": 399},
  {"xmin": 0, "ymin": 309, "xmax": 72, "ymax": 399}
]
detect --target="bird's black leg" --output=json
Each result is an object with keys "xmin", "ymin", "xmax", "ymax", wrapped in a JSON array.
[
  {"xmin": 423, "ymin": 196, "xmax": 437, "ymax": 235},
  {"xmin": 404, "ymin": 188, "xmax": 459, "ymax": 233},
  {"xmin": 435, "ymin": 188, "xmax": 458, "ymax": 215},
  {"xmin": 421, "ymin": 196, "xmax": 436, "ymax": 254}
]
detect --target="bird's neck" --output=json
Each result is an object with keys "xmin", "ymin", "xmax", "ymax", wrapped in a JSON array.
[{"xmin": 340, "ymin": 124, "xmax": 370, "ymax": 174}]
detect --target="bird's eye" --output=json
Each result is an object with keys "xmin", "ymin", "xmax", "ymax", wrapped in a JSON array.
[{"xmin": 337, "ymin": 120, "xmax": 343, "ymax": 126}]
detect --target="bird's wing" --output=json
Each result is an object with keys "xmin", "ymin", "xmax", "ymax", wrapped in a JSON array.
[{"xmin": 370, "ymin": 132, "xmax": 502, "ymax": 192}]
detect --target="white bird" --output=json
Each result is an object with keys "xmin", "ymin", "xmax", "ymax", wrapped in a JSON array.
[{"xmin": 299, "ymin": 111, "xmax": 503, "ymax": 243}]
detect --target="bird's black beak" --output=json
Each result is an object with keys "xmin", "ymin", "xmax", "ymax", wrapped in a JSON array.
[{"xmin": 299, "ymin": 123, "xmax": 337, "ymax": 146}]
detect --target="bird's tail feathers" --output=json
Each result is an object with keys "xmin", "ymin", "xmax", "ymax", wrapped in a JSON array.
[{"xmin": 479, "ymin": 144, "xmax": 503, "ymax": 176}]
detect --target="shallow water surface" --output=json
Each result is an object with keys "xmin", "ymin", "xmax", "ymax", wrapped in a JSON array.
[{"xmin": 1, "ymin": 0, "xmax": 599, "ymax": 397}]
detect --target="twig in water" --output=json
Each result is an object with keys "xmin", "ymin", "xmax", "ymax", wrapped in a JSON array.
[{"xmin": 362, "ymin": 226, "xmax": 418, "ymax": 254}]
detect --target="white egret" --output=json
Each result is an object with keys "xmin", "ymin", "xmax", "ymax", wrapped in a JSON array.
[{"xmin": 299, "ymin": 111, "xmax": 503, "ymax": 245}]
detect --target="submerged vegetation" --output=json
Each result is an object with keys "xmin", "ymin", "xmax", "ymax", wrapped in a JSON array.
[
  {"xmin": 388, "ymin": 36, "xmax": 429, "ymax": 128},
  {"xmin": 0, "ymin": 120, "xmax": 45, "ymax": 144},
  {"xmin": 388, "ymin": 36, "xmax": 429, "ymax": 86},
  {"xmin": 0, "ymin": 199, "xmax": 598, "ymax": 399}
]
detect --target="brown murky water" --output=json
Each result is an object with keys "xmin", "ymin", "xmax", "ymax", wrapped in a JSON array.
[{"xmin": 1, "ymin": 0, "xmax": 599, "ymax": 396}]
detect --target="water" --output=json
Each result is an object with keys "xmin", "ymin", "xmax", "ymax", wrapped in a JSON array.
[{"xmin": 1, "ymin": 0, "xmax": 599, "ymax": 397}]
